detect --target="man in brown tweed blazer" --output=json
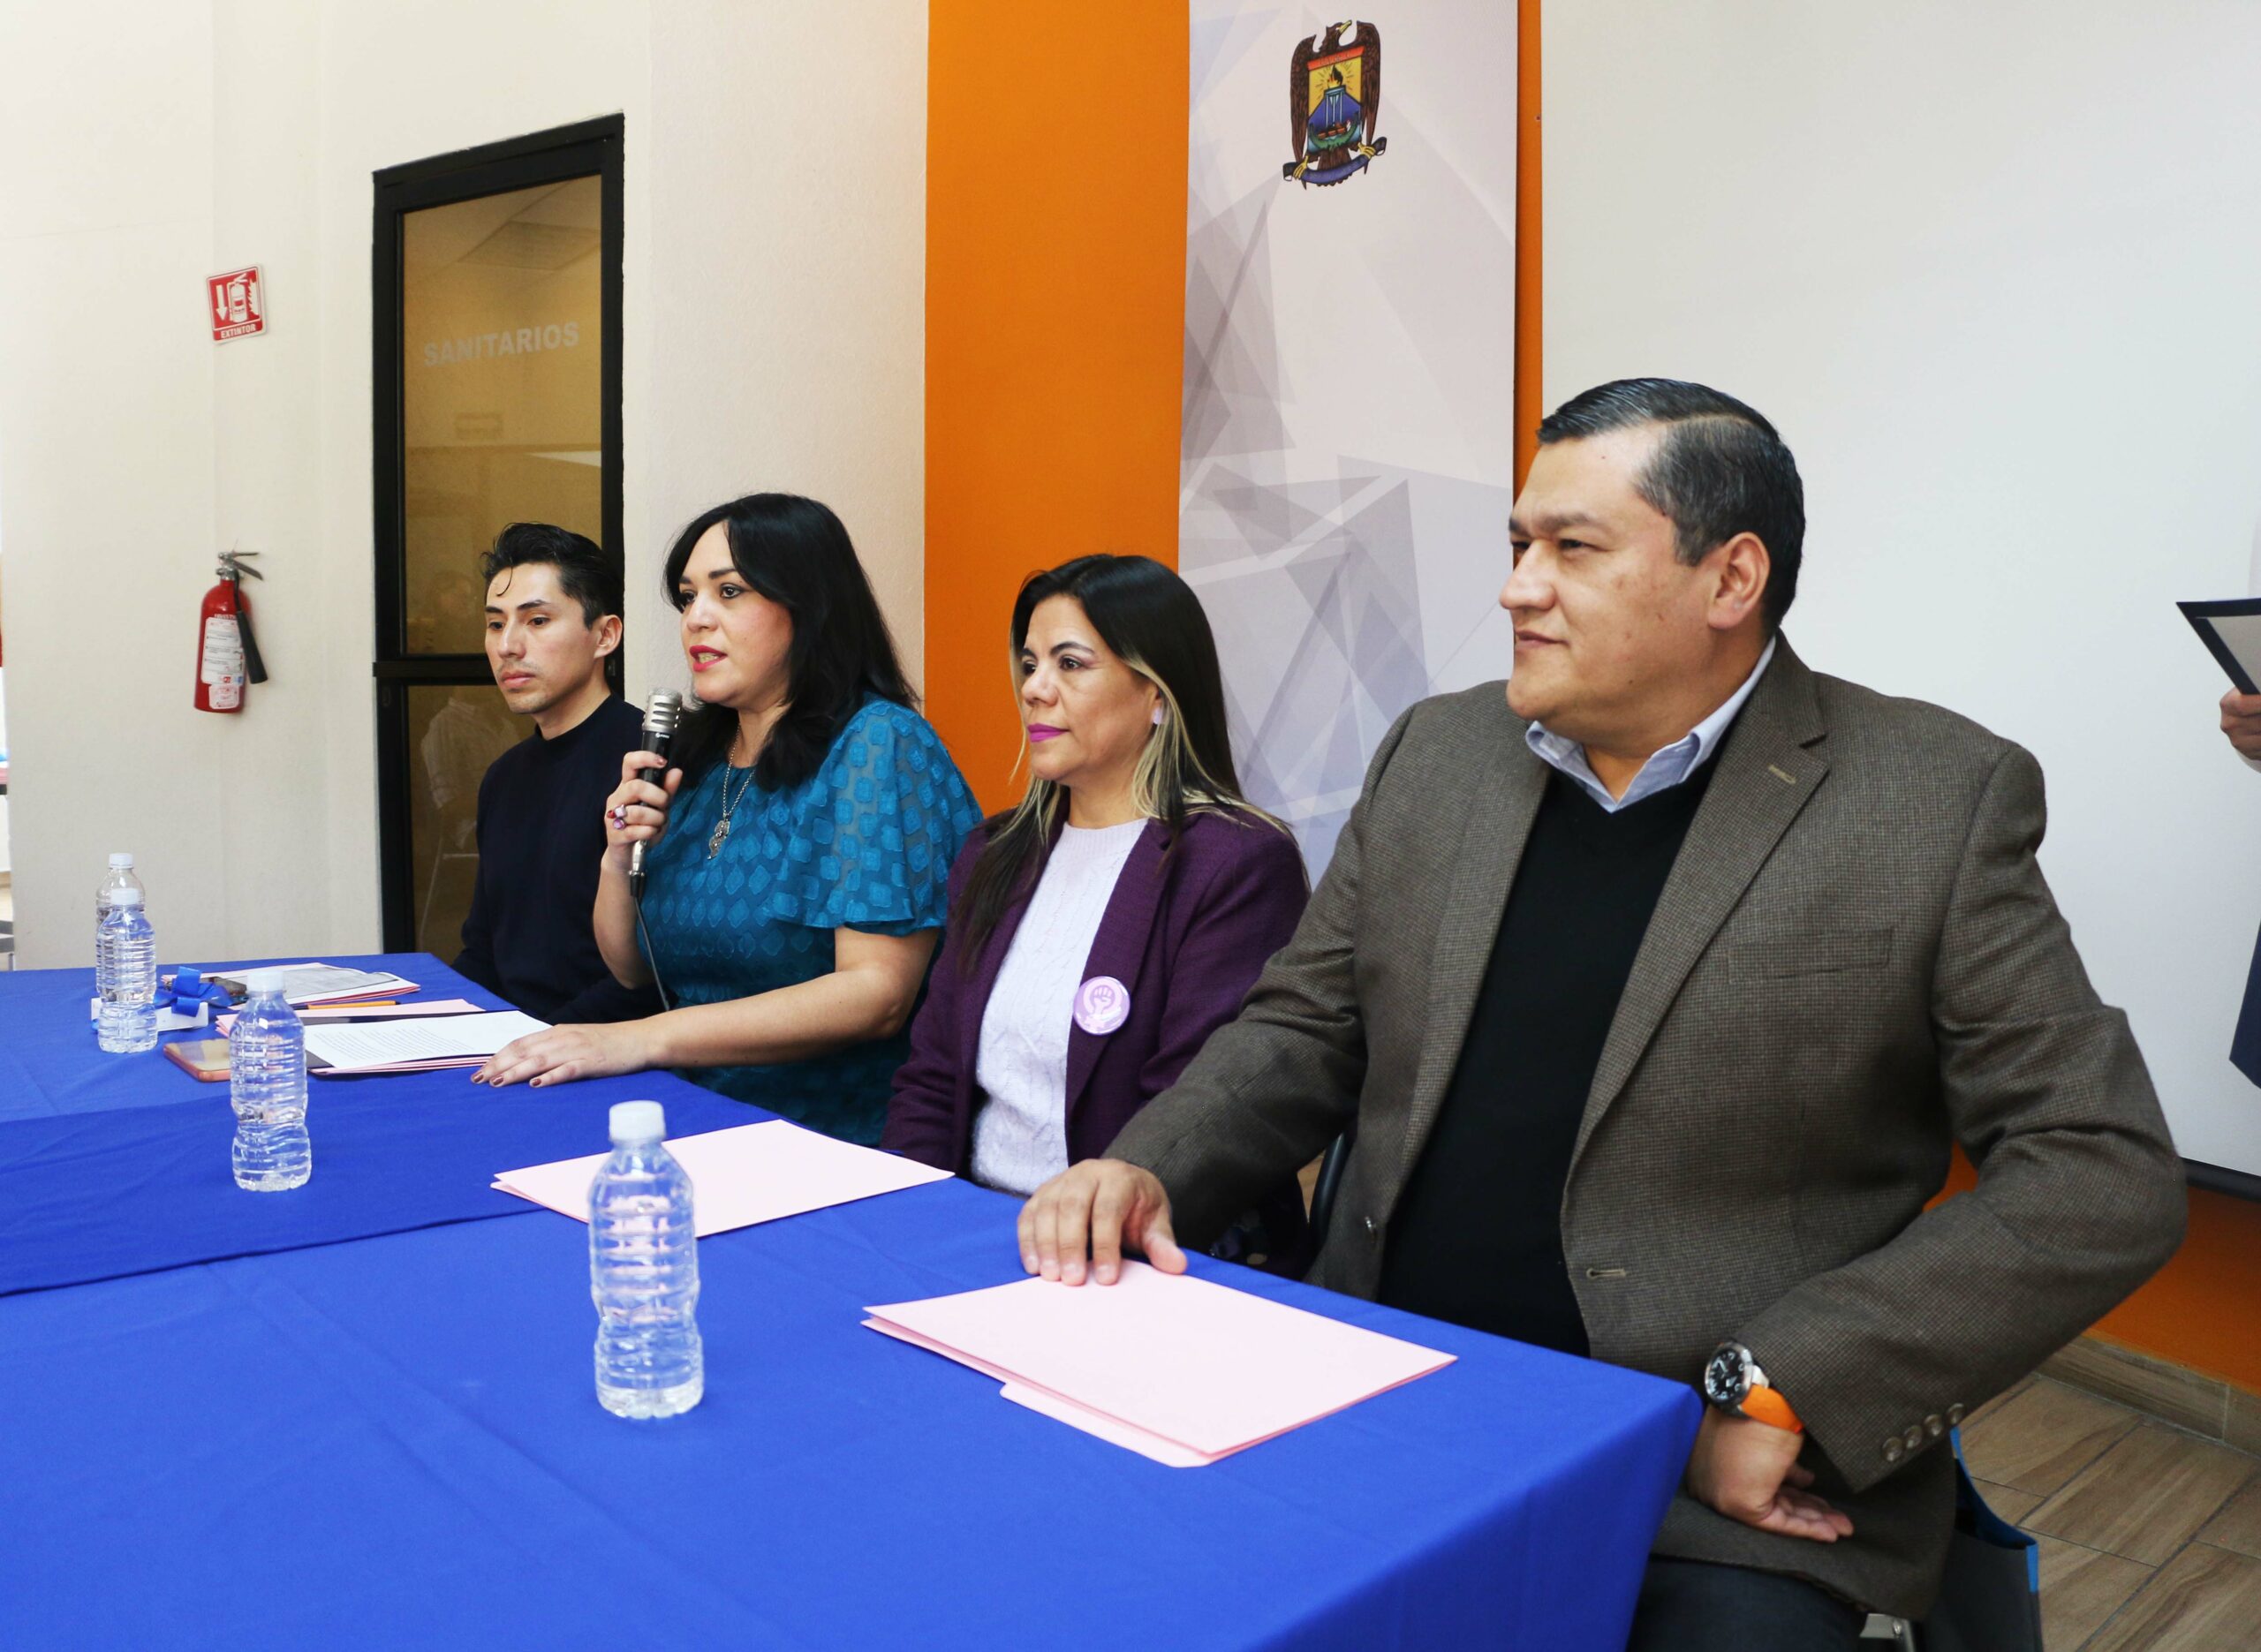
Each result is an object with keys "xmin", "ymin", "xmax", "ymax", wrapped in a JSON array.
[{"xmin": 1017, "ymin": 380, "xmax": 2187, "ymax": 1644}]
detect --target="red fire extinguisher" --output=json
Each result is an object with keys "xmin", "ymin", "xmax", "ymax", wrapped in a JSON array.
[{"xmin": 195, "ymin": 549, "xmax": 268, "ymax": 713}]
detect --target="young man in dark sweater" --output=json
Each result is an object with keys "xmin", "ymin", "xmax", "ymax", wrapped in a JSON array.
[{"xmin": 455, "ymin": 524, "xmax": 659, "ymax": 1024}]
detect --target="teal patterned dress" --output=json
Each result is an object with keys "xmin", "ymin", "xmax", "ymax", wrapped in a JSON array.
[{"xmin": 639, "ymin": 697, "xmax": 982, "ymax": 1143}]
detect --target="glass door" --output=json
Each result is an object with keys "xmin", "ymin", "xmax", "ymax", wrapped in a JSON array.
[{"xmin": 371, "ymin": 119, "xmax": 622, "ymax": 956}]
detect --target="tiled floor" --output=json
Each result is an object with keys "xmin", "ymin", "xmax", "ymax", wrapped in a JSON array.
[{"xmin": 1961, "ymin": 1375, "xmax": 2261, "ymax": 1648}]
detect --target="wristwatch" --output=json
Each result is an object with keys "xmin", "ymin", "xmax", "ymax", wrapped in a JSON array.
[{"xmin": 1704, "ymin": 1341, "xmax": 1803, "ymax": 1434}]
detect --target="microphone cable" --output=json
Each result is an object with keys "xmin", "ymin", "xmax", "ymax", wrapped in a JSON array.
[{"xmin": 632, "ymin": 879, "xmax": 674, "ymax": 1015}]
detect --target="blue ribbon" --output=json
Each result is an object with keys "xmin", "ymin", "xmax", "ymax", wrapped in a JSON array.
[{"xmin": 158, "ymin": 968, "xmax": 236, "ymax": 1017}]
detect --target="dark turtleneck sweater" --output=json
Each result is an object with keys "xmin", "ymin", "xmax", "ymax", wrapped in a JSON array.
[
  {"xmin": 455, "ymin": 695, "xmax": 662, "ymax": 1024},
  {"xmin": 1377, "ymin": 759, "xmax": 1716, "ymax": 1354}
]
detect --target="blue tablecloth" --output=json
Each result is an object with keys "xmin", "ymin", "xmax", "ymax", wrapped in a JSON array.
[
  {"xmin": 0, "ymin": 1082, "xmax": 760, "ymax": 1296},
  {"xmin": 0, "ymin": 955, "xmax": 1705, "ymax": 1648},
  {"xmin": 0, "ymin": 953, "xmax": 505, "ymax": 1123}
]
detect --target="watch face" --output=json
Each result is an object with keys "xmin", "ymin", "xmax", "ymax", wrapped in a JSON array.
[{"xmin": 1704, "ymin": 1346, "xmax": 1746, "ymax": 1407}]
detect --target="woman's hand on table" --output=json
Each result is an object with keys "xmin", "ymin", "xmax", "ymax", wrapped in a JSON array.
[{"xmin": 473, "ymin": 1021, "xmax": 656, "ymax": 1088}]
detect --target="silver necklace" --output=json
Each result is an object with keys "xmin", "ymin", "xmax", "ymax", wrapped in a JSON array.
[{"xmin": 707, "ymin": 741, "xmax": 757, "ymax": 858}]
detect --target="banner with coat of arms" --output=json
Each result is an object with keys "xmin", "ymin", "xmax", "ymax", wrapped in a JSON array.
[{"xmin": 1180, "ymin": 6, "xmax": 1517, "ymax": 873}]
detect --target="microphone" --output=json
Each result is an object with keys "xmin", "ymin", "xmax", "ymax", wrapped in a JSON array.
[{"xmin": 627, "ymin": 691, "xmax": 682, "ymax": 897}]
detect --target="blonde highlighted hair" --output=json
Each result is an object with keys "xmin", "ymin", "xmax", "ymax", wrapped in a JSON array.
[{"xmin": 957, "ymin": 555, "xmax": 1287, "ymax": 968}]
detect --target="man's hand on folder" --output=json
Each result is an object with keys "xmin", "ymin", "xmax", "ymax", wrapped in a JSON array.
[
  {"xmin": 2221, "ymin": 690, "xmax": 2261, "ymax": 759},
  {"xmin": 1019, "ymin": 1160, "xmax": 1187, "ymax": 1287}
]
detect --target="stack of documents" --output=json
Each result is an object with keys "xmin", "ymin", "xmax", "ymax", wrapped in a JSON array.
[
  {"xmin": 214, "ymin": 963, "xmax": 422, "ymax": 1007},
  {"xmin": 305, "ymin": 1009, "xmax": 548, "ymax": 1075},
  {"xmin": 493, "ymin": 1119, "xmax": 952, "ymax": 1233},
  {"xmin": 116, "ymin": 962, "xmax": 427, "ymax": 1035},
  {"xmin": 865, "ymin": 1263, "xmax": 1456, "ymax": 1467}
]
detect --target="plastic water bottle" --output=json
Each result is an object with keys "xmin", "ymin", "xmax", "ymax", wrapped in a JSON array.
[
  {"xmin": 95, "ymin": 890, "xmax": 157, "ymax": 1053},
  {"xmin": 95, "ymin": 852, "xmax": 145, "ymax": 930},
  {"xmin": 229, "ymin": 969, "xmax": 310, "ymax": 1191},
  {"xmin": 590, "ymin": 1100, "xmax": 702, "ymax": 1419}
]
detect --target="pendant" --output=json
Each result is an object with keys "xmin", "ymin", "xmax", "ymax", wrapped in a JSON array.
[{"xmin": 707, "ymin": 816, "xmax": 730, "ymax": 858}]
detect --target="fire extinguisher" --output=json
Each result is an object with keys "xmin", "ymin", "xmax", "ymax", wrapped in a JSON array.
[{"xmin": 194, "ymin": 549, "xmax": 268, "ymax": 713}]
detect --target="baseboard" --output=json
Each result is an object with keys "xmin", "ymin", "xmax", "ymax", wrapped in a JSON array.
[{"xmin": 2039, "ymin": 1332, "xmax": 2261, "ymax": 1453}]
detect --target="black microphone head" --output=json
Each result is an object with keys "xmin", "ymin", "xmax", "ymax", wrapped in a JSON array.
[{"xmin": 641, "ymin": 690, "xmax": 682, "ymax": 747}]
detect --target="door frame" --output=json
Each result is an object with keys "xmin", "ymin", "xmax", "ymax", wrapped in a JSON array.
[{"xmin": 369, "ymin": 115, "xmax": 624, "ymax": 953}]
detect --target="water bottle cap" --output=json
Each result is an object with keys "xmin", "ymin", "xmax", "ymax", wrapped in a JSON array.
[
  {"xmin": 238, "ymin": 968, "xmax": 286, "ymax": 994},
  {"xmin": 109, "ymin": 853, "xmax": 135, "ymax": 869},
  {"xmin": 609, "ymin": 1101, "xmax": 666, "ymax": 1143},
  {"xmin": 108, "ymin": 887, "xmax": 143, "ymax": 908}
]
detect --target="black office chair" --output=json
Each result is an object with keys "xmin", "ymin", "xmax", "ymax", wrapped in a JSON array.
[
  {"xmin": 1306, "ymin": 1130, "xmax": 1352, "ymax": 1243},
  {"xmin": 1859, "ymin": 1613, "xmax": 1918, "ymax": 1648}
]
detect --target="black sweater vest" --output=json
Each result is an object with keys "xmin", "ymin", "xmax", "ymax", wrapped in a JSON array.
[{"xmin": 1377, "ymin": 761, "xmax": 1714, "ymax": 1354}]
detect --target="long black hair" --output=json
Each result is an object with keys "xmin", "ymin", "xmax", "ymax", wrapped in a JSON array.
[
  {"xmin": 956, "ymin": 554, "xmax": 1283, "ymax": 969},
  {"xmin": 662, "ymin": 494, "xmax": 914, "ymax": 790}
]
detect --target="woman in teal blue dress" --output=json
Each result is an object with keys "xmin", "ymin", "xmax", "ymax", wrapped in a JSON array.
[{"xmin": 475, "ymin": 494, "xmax": 981, "ymax": 1144}]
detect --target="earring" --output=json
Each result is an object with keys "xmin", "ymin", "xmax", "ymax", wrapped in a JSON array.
[{"xmin": 1151, "ymin": 705, "xmax": 1165, "ymax": 726}]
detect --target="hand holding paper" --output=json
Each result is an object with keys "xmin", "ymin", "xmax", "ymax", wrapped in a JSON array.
[{"xmin": 2221, "ymin": 689, "xmax": 2261, "ymax": 762}]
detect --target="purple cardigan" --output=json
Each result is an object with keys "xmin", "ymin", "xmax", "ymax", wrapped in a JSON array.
[{"xmin": 884, "ymin": 808, "xmax": 1309, "ymax": 1181}]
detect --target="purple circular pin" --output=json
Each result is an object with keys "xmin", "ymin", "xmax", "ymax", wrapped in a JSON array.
[{"xmin": 1073, "ymin": 976, "xmax": 1130, "ymax": 1036}]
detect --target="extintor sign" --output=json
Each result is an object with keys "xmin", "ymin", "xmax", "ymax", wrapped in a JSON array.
[{"xmin": 208, "ymin": 266, "xmax": 266, "ymax": 342}]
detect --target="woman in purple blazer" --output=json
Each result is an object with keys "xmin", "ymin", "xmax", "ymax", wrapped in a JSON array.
[{"xmin": 884, "ymin": 555, "xmax": 1310, "ymax": 1267}]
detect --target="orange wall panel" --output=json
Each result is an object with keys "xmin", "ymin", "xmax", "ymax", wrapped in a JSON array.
[
  {"xmin": 926, "ymin": 1, "xmax": 1190, "ymax": 812},
  {"xmin": 2093, "ymin": 1185, "xmax": 2261, "ymax": 1392},
  {"xmin": 1513, "ymin": 0, "xmax": 1542, "ymax": 487}
]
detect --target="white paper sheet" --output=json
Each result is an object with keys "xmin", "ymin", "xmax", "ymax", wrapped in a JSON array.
[
  {"xmin": 492, "ymin": 1119, "xmax": 953, "ymax": 1237},
  {"xmin": 302, "ymin": 1009, "xmax": 548, "ymax": 1072}
]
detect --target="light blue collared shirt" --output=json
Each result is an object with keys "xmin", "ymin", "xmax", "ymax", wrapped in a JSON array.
[{"xmin": 1524, "ymin": 637, "xmax": 1778, "ymax": 813}]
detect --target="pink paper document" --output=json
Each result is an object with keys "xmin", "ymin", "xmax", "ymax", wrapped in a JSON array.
[
  {"xmin": 864, "ymin": 1263, "xmax": 1456, "ymax": 1466},
  {"xmin": 493, "ymin": 1120, "xmax": 952, "ymax": 1237}
]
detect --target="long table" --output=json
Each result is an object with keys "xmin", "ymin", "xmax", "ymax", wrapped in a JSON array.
[{"xmin": 0, "ymin": 954, "xmax": 1701, "ymax": 1649}]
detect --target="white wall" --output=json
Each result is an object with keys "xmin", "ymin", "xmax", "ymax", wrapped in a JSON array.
[
  {"xmin": 0, "ymin": 2, "xmax": 230, "ymax": 965},
  {"xmin": 0, "ymin": 1, "xmax": 926, "ymax": 971},
  {"xmin": 1547, "ymin": 2, "xmax": 2261, "ymax": 1174},
  {"xmin": 635, "ymin": 6, "xmax": 929, "ymax": 711}
]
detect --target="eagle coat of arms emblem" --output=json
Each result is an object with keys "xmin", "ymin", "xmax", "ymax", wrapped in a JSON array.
[{"xmin": 1282, "ymin": 19, "xmax": 1387, "ymax": 187}]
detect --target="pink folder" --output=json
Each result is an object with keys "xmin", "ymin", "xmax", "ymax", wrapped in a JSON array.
[
  {"xmin": 493, "ymin": 1120, "xmax": 952, "ymax": 1237},
  {"xmin": 864, "ymin": 1262, "xmax": 1455, "ymax": 1467}
]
